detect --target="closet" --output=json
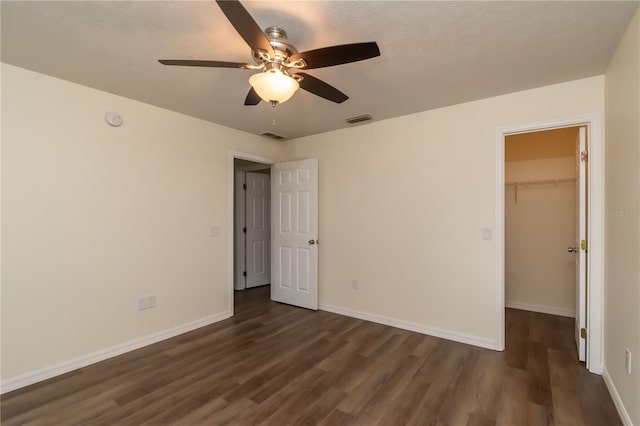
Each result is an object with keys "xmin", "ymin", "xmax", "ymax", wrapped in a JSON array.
[{"xmin": 504, "ymin": 127, "xmax": 578, "ymax": 317}]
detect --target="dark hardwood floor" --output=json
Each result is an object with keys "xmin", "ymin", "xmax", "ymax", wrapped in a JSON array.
[{"xmin": 1, "ymin": 286, "xmax": 620, "ymax": 425}]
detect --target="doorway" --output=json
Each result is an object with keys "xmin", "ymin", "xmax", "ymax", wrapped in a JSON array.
[
  {"xmin": 228, "ymin": 153, "xmax": 320, "ymax": 316},
  {"xmin": 234, "ymin": 158, "xmax": 272, "ymax": 297},
  {"xmin": 504, "ymin": 126, "xmax": 584, "ymax": 365},
  {"xmin": 230, "ymin": 153, "xmax": 274, "ymax": 314},
  {"xmin": 495, "ymin": 114, "xmax": 603, "ymax": 374},
  {"xmin": 505, "ymin": 127, "xmax": 579, "ymax": 318}
]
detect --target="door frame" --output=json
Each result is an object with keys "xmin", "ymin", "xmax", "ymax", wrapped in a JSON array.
[
  {"xmin": 495, "ymin": 113, "xmax": 603, "ymax": 374},
  {"xmin": 228, "ymin": 151, "xmax": 274, "ymax": 316}
]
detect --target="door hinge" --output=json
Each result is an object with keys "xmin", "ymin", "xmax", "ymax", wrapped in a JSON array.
[
  {"xmin": 243, "ymin": 271, "xmax": 247, "ymax": 277},
  {"xmin": 243, "ymin": 227, "xmax": 246, "ymax": 233},
  {"xmin": 581, "ymin": 328, "xmax": 587, "ymax": 339},
  {"xmin": 581, "ymin": 239, "xmax": 587, "ymax": 251},
  {"xmin": 243, "ymin": 183, "xmax": 247, "ymax": 190},
  {"xmin": 580, "ymin": 151, "xmax": 588, "ymax": 162}
]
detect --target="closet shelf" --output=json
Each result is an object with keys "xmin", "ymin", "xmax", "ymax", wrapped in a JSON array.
[
  {"xmin": 505, "ymin": 177, "xmax": 576, "ymax": 186},
  {"xmin": 506, "ymin": 177, "xmax": 576, "ymax": 204}
]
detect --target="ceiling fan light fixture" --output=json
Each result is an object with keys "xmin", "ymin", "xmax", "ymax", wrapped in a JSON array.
[
  {"xmin": 159, "ymin": 1, "xmax": 381, "ymax": 107},
  {"xmin": 249, "ymin": 69, "xmax": 299, "ymax": 104}
]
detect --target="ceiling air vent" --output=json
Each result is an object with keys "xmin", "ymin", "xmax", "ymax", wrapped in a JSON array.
[
  {"xmin": 260, "ymin": 132, "xmax": 286, "ymax": 140},
  {"xmin": 345, "ymin": 114, "xmax": 372, "ymax": 124}
]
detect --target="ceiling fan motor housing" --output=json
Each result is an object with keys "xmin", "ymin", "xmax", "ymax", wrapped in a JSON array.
[{"xmin": 252, "ymin": 26, "xmax": 298, "ymax": 65}]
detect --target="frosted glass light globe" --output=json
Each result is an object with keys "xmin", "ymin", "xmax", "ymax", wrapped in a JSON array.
[{"xmin": 249, "ymin": 70, "xmax": 299, "ymax": 104}]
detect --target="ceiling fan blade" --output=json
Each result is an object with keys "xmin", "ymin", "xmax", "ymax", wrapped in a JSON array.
[
  {"xmin": 158, "ymin": 59, "xmax": 252, "ymax": 69},
  {"xmin": 215, "ymin": 0, "xmax": 274, "ymax": 57},
  {"xmin": 297, "ymin": 72, "xmax": 348, "ymax": 104},
  {"xmin": 290, "ymin": 42, "xmax": 380, "ymax": 70},
  {"xmin": 244, "ymin": 87, "xmax": 262, "ymax": 105}
]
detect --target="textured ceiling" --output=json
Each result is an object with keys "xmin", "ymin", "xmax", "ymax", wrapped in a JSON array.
[{"xmin": 1, "ymin": 1, "xmax": 637, "ymax": 139}]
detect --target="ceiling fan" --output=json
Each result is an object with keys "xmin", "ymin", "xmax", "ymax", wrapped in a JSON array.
[{"xmin": 158, "ymin": 0, "xmax": 380, "ymax": 107}]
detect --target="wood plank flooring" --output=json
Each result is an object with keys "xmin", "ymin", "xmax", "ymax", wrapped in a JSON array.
[{"xmin": 1, "ymin": 286, "xmax": 620, "ymax": 425}]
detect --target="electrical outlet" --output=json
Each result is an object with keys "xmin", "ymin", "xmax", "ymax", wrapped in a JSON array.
[
  {"xmin": 352, "ymin": 278, "xmax": 359, "ymax": 290},
  {"xmin": 137, "ymin": 297, "xmax": 147, "ymax": 311},
  {"xmin": 147, "ymin": 295, "xmax": 156, "ymax": 309},
  {"xmin": 626, "ymin": 348, "xmax": 632, "ymax": 375}
]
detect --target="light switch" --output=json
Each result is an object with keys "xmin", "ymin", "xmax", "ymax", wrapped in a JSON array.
[
  {"xmin": 482, "ymin": 227, "xmax": 493, "ymax": 241},
  {"xmin": 209, "ymin": 226, "xmax": 220, "ymax": 237}
]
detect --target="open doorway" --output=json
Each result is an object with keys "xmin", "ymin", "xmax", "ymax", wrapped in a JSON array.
[
  {"xmin": 495, "ymin": 114, "xmax": 603, "ymax": 374},
  {"xmin": 504, "ymin": 126, "xmax": 586, "ymax": 366},
  {"xmin": 234, "ymin": 158, "xmax": 272, "ymax": 309},
  {"xmin": 228, "ymin": 153, "xmax": 320, "ymax": 316},
  {"xmin": 505, "ymin": 127, "xmax": 579, "ymax": 318}
]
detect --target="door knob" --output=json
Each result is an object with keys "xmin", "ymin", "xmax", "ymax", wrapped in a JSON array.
[
  {"xmin": 567, "ymin": 247, "xmax": 577, "ymax": 253},
  {"xmin": 309, "ymin": 240, "xmax": 315, "ymax": 245}
]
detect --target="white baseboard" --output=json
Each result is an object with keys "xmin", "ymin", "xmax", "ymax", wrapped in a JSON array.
[
  {"xmin": 319, "ymin": 304, "xmax": 496, "ymax": 350},
  {"xmin": 505, "ymin": 301, "xmax": 575, "ymax": 318},
  {"xmin": 0, "ymin": 311, "xmax": 232, "ymax": 394},
  {"xmin": 602, "ymin": 366, "xmax": 633, "ymax": 426}
]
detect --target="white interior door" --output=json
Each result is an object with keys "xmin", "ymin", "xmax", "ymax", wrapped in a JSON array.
[
  {"xmin": 575, "ymin": 126, "xmax": 587, "ymax": 362},
  {"xmin": 271, "ymin": 159, "xmax": 318, "ymax": 310},
  {"xmin": 245, "ymin": 172, "xmax": 270, "ymax": 288}
]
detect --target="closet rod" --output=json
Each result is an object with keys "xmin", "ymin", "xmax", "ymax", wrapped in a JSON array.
[{"xmin": 505, "ymin": 177, "xmax": 576, "ymax": 186}]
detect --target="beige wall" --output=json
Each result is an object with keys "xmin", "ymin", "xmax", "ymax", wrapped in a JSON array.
[
  {"xmin": 604, "ymin": 8, "xmax": 640, "ymax": 425},
  {"xmin": 505, "ymin": 156, "xmax": 576, "ymax": 316},
  {"xmin": 505, "ymin": 127, "xmax": 577, "ymax": 162},
  {"xmin": 0, "ymin": 64, "xmax": 289, "ymax": 381},
  {"xmin": 505, "ymin": 157, "xmax": 576, "ymax": 182},
  {"xmin": 291, "ymin": 76, "xmax": 604, "ymax": 344}
]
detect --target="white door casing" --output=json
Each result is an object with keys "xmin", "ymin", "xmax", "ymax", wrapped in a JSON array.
[
  {"xmin": 271, "ymin": 159, "xmax": 318, "ymax": 310},
  {"xmin": 495, "ymin": 114, "xmax": 603, "ymax": 374},
  {"xmin": 228, "ymin": 152, "xmax": 274, "ymax": 316},
  {"xmin": 575, "ymin": 126, "xmax": 587, "ymax": 362},
  {"xmin": 246, "ymin": 172, "xmax": 271, "ymax": 288}
]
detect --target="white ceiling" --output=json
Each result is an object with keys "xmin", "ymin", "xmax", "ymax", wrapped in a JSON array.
[{"xmin": 1, "ymin": 1, "xmax": 637, "ymax": 139}]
